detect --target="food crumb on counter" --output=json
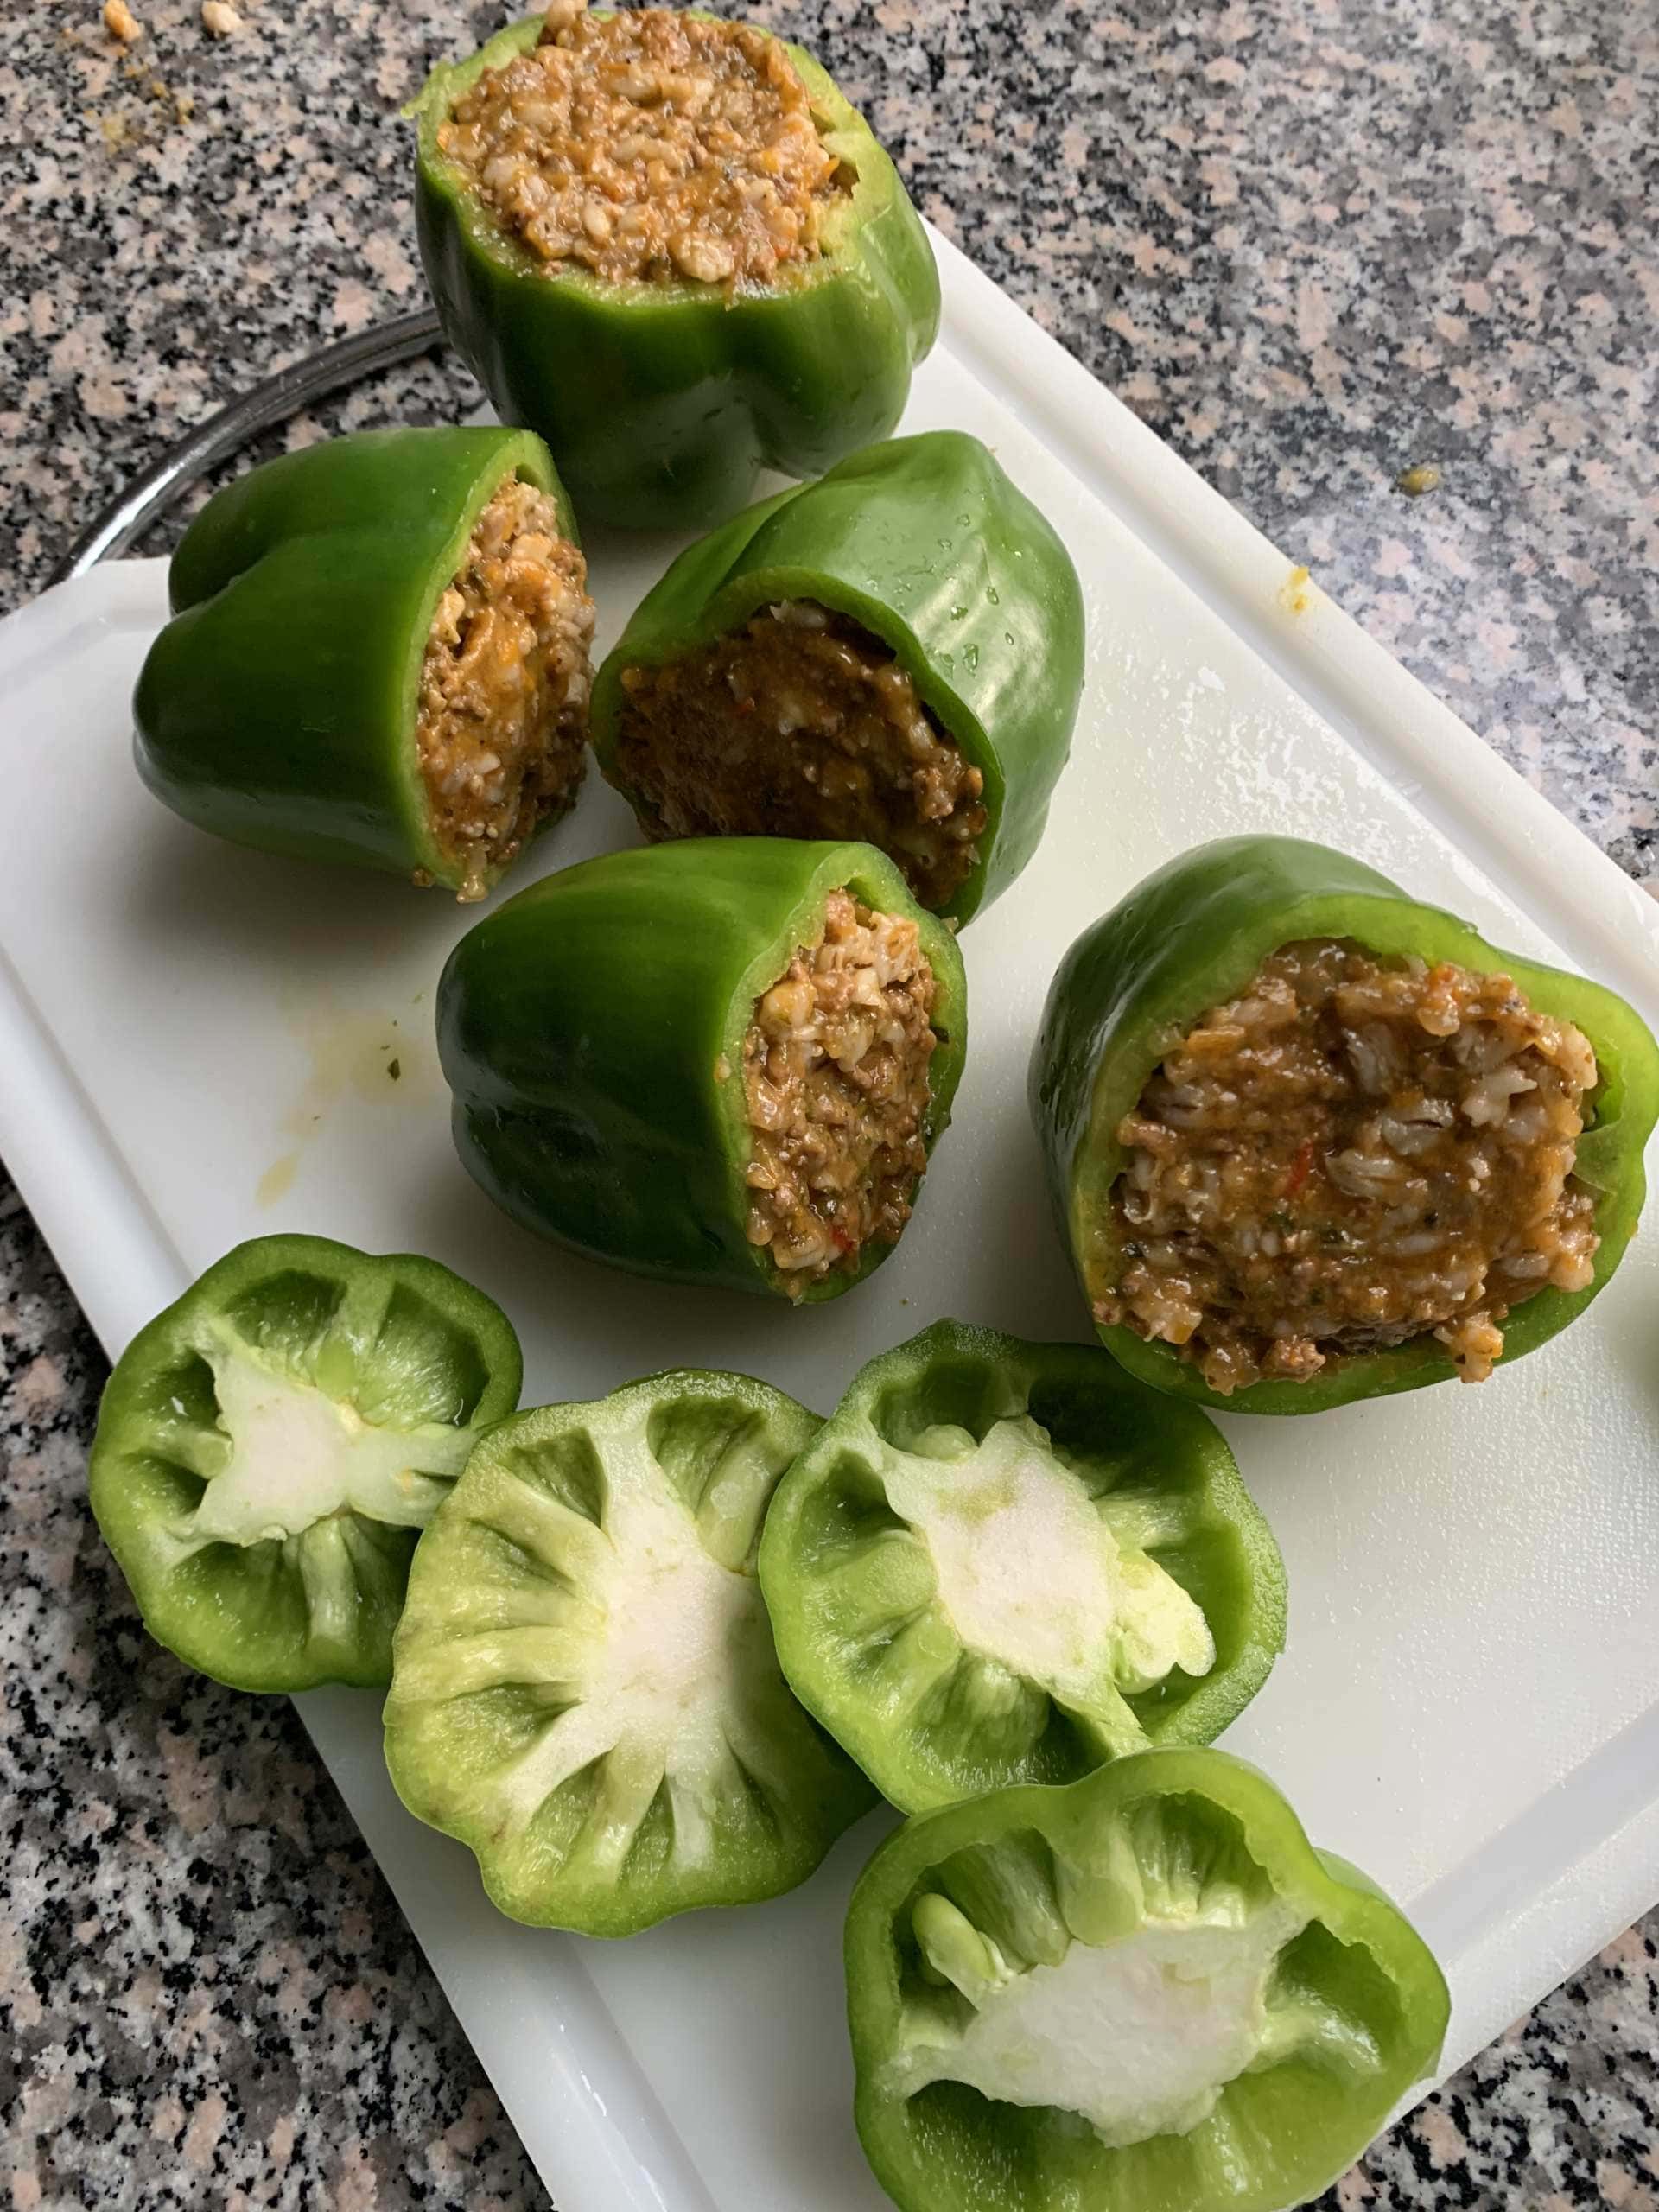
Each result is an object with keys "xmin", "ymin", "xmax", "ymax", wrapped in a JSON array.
[
  {"xmin": 1395, "ymin": 462, "xmax": 1443, "ymax": 497},
  {"xmin": 102, "ymin": 0, "xmax": 143, "ymax": 43},
  {"xmin": 201, "ymin": 0, "xmax": 244, "ymax": 34}
]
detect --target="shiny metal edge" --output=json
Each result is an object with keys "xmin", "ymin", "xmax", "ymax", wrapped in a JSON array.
[{"xmin": 48, "ymin": 308, "xmax": 447, "ymax": 586}]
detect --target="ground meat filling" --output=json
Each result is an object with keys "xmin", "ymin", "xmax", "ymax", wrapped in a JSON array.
[
  {"xmin": 416, "ymin": 475, "xmax": 594, "ymax": 901},
  {"xmin": 1097, "ymin": 939, "xmax": 1600, "ymax": 1393},
  {"xmin": 615, "ymin": 603, "xmax": 988, "ymax": 912},
  {"xmin": 437, "ymin": 0, "xmax": 845, "ymax": 290},
  {"xmin": 742, "ymin": 889, "xmax": 938, "ymax": 1292}
]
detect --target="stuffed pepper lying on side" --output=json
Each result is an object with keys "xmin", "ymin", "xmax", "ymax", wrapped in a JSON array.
[
  {"xmin": 1031, "ymin": 836, "xmax": 1659, "ymax": 1410},
  {"xmin": 410, "ymin": 2, "xmax": 939, "ymax": 529},
  {"xmin": 134, "ymin": 426, "xmax": 595, "ymax": 901},
  {"xmin": 591, "ymin": 432, "xmax": 1085, "ymax": 926},
  {"xmin": 437, "ymin": 837, "xmax": 968, "ymax": 1300}
]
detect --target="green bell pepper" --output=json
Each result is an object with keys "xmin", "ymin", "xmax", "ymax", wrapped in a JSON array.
[
  {"xmin": 846, "ymin": 1747, "xmax": 1449, "ymax": 2212},
  {"xmin": 590, "ymin": 431, "xmax": 1086, "ymax": 925},
  {"xmin": 133, "ymin": 425, "xmax": 588, "ymax": 898},
  {"xmin": 1031, "ymin": 835, "xmax": 1659, "ymax": 1413},
  {"xmin": 88, "ymin": 1234, "xmax": 523, "ymax": 1692},
  {"xmin": 436, "ymin": 836, "xmax": 968, "ymax": 1300},
  {"xmin": 409, "ymin": 13, "xmax": 940, "ymax": 531},
  {"xmin": 383, "ymin": 1369, "xmax": 875, "ymax": 1934},
  {"xmin": 758, "ymin": 1321, "xmax": 1285, "ymax": 1812}
]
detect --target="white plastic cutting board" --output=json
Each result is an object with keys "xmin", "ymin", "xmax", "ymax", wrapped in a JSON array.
[{"xmin": 3, "ymin": 232, "xmax": 1658, "ymax": 2211}]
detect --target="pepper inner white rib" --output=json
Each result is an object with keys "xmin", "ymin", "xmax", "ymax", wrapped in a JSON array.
[
  {"xmin": 897, "ymin": 1891, "xmax": 1310, "ymax": 2147},
  {"xmin": 883, "ymin": 1415, "xmax": 1215, "ymax": 1705},
  {"xmin": 180, "ymin": 1335, "xmax": 472, "ymax": 1547}
]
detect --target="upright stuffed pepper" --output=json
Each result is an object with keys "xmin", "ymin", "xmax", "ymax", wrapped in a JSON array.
[
  {"xmin": 591, "ymin": 432, "xmax": 1085, "ymax": 925},
  {"xmin": 410, "ymin": 2, "xmax": 940, "ymax": 529},
  {"xmin": 134, "ymin": 426, "xmax": 594, "ymax": 900},
  {"xmin": 1032, "ymin": 836, "xmax": 1659, "ymax": 1410},
  {"xmin": 438, "ymin": 837, "xmax": 967, "ymax": 1300}
]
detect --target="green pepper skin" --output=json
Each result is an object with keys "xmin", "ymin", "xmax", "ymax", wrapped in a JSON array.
[
  {"xmin": 1031, "ymin": 835, "xmax": 1659, "ymax": 1413},
  {"xmin": 88, "ymin": 1235, "xmax": 523, "ymax": 1693},
  {"xmin": 846, "ymin": 1748, "xmax": 1450, "ymax": 2212},
  {"xmin": 133, "ymin": 426, "xmax": 580, "ymax": 893},
  {"xmin": 437, "ymin": 837, "xmax": 967, "ymax": 1301},
  {"xmin": 590, "ymin": 432, "xmax": 1086, "ymax": 926},
  {"xmin": 385, "ymin": 1369, "xmax": 877, "ymax": 1936},
  {"xmin": 759, "ymin": 1320, "xmax": 1286, "ymax": 1810},
  {"xmin": 410, "ymin": 15, "xmax": 940, "ymax": 531}
]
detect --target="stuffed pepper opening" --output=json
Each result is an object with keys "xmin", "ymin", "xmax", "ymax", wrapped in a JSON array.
[
  {"xmin": 1101, "ymin": 938, "xmax": 1599, "ymax": 1394},
  {"xmin": 435, "ymin": 0, "xmax": 852, "ymax": 292},
  {"xmin": 616, "ymin": 601, "xmax": 988, "ymax": 912},
  {"xmin": 416, "ymin": 470, "xmax": 594, "ymax": 900},
  {"xmin": 742, "ymin": 884, "xmax": 938, "ymax": 1292}
]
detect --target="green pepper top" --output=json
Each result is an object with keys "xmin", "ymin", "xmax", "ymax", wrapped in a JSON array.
[
  {"xmin": 384, "ymin": 1368, "xmax": 875, "ymax": 1934},
  {"xmin": 134, "ymin": 425, "xmax": 585, "ymax": 896},
  {"xmin": 88, "ymin": 1234, "xmax": 523, "ymax": 1692},
  {"xmin": 1031, "ymin": 835, "xmax": 1659, "ymax": 1412},
  {"xmin": 590, "ymin": 432, "xmax": 1086, "ymax": 925},
  {"xmin": 759, "ymin": 1320, "xmax": 1285, "ymax": 1811},
  {"xmin": 845, "ymin": 1748, "xmax": 1449, "ymax": 2212},
  {"xmin": 410, "ymin": 12, "xmax": 940, "ymax": 530}
]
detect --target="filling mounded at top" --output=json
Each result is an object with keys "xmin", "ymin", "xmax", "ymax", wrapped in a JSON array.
[
  {"xmin": 436, "ymin": 0, "xmax": 847, "ymax": 290},
  {"xmin": 416, "ymin": 473, "xmax": 595, "ymax": 900},
  {"xmin": 1098, "ymin": 938, "xmax": 1600, "ymax": 1393},
  {"xmin": 615, "ymin": 601, "xmax": 988, "ymax": 912},
  {"xmin": 742, "ymin": 886, "xmax": 938, "ymax": 1291}
]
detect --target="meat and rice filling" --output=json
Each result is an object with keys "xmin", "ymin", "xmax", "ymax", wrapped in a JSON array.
[
  {"xmin": 615, "ymin": 602, "xmax": 988, "ymax": 912},
  {"xmin": 742, "ymin": 888, "xmax": 938, "ymax": 1292},
  {"xmin": 437, "ymin": 0, "xmax": 846, "ymax": 290},
  {"xmin": 416, "ymin": 474, "xmax": 594, "ymax": 901},
  {"xmin": 1097, "ymin": 939, "xmax": 1599, "ymax": 1393}
]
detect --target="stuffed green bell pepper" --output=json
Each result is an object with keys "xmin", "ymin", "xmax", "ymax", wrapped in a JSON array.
[
  {"xmin": 1031, "ymin": 835, "xmax": 1659, "ymax": 1412},
  {"xmin": 758, "ymin": 1321, "xmax": 1285, "ymax": 1812},
  {"xmin": 88, "ymin": 1235, "xmax": 522, "ymax": 1692},
  {"xmin": 384, "ymin": 1369, "xmax": 875, "ymax": 1934},
  {"xmin": 133, "ymin": 426, "xmax": 594, "ymax": 900},
  {"xmin": 590, "ymin": 432, "xmax": 1086, "ymax": 925},
  {"xmin": 845, "ymin": 1747, "xmax": 1449, "ymax": 2212},
  {"xmin": 437, "ymin": 837, "xmax": 967, "ymax": 1300},
  {"xmin": 409, "ymin": 2, "xmax": 939, "ymax": 531}
]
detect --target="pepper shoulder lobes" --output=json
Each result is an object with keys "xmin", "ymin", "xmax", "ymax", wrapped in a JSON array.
[{"xmin": 410, "ymin": 12, "xmax": 940, "ymax": 530}]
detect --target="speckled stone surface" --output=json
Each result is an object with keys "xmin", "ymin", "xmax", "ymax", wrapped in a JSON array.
[{"xmin": 2, "ymin": 2, "xmax": 1656, "ymax": 2206}]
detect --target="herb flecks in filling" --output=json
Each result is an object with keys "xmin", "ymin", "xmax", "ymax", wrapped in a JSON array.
[
  {"xmin": 416, "ymin": 474, "xmax": 594, "ymax": 901},
  {"xmin": 742, "ymin": 888, "xmax": 937, "ymax": 1292},
  {"xmin": 1099, "ymin": 939, "xmax": 1599, "ymax": 1393},
  {"xmin": 437, "ymin": 0, "xmax": 846, "ymax": 291},
  {"xmin": 617, "ymin": 601, "xmax": 988, "ymax": 912}
]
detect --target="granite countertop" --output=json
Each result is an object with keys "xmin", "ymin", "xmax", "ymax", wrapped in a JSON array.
[{"xmin": 3, "ymin": 2, "xmax": 1655, "ymax": 2205}]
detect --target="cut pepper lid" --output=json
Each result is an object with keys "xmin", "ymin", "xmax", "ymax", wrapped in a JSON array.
[
  {"xmin": 758, "ymin": 1319, "xmax": 1286, "ymax": 1811},
  {"xmin": 846, "ymin": 1747, "xmax": 1450, "ymax": 2212},
  {"xmin": 383, "ymin": 1369, "xmax": 875, "ymax": 1935},
  {"xmin": 87, "ymin": 1234, "xmax": 523, "ymax": 1692}
]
